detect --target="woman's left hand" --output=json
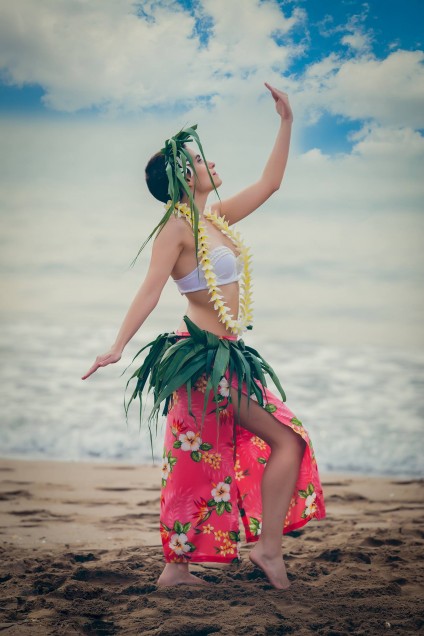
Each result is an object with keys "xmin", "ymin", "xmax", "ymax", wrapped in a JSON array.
[{"xmin": 264, "ymin": 82, "xmax": 293, "ymax": 123}]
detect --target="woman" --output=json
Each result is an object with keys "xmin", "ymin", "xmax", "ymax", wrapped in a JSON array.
[{"xmin": 82, "ymin": 82, "xmax": 326, "ymax": 590}]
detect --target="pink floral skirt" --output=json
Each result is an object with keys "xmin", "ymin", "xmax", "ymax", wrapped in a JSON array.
[{"xmin": 159, "ymin": 331, "xmax": 327, "ymax": 563}]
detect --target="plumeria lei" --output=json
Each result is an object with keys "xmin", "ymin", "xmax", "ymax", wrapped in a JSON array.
[{"xmin": 168, "ymin": 201, "xmax": 254, "ymax": 335}]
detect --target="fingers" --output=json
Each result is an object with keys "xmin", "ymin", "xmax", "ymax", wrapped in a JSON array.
[
  {"xmin": 264, "ymin": 82, "xmax": 287, "ymax": 99},
  {"xmin": 264, "ymin": 82, "xmax": 277, "ymax": 99},
  {"xmin": 81, "ymin": 364, "xmax": 99, "ymax": 380},
  {"xmin": 81, "ymin": 353, "xmax": 113, "ymax": 380}
]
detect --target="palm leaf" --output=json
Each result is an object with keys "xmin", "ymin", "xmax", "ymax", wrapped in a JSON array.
[
  {"xmin": 244, "ymin": 350, "xmax": 268, "ymax": 392},
  {"xmin": 260, "ymin": 358, "xmax": 287, "ymax": 402},
  {"xmin": 128, "ymin": 123, "xmax": 222, "ymax": 268},
  {"xmin": 232, "ymin": 346, "xmax": 252, "ymax": 413},
  {"xmin": 127, "ymin": 205, "xmax": 174, "ymax": 269},
  {"xmin": 183, "ymin": 315, "xmax": 208, "ymax": 344},
  {"xmin": 152, "ymin": 355, "xmax": 207, "ymax": 409},
  {"xmin": 229, "ymin": 344, "xmax": 244, "ymax": 423},
  {"xmin": 211, "ymin": 340, "xmax": 230, "ymax": 390}
]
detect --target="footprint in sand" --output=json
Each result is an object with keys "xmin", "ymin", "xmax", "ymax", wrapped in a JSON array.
[
  {"xmin": 327, "ymin": 492, "xmax": 368, "ymax": 501},
  {"xmin": 317, "ymin": 548, "xmax": 343, "ymax": 563},
  {"xmin": 9, "ymin": 509, "xmax": 73, "ymax": 523},
  {"xmin": 361, "ymin": 536, "xmax": 404, "ymax": 547},
  {"xmin": 386, "ymin": 555, "xmax": 405, "ymax": 563},
  {"xmin": 59, "ymin": 582, "xmax": 104, "ymax": 600},
  {"xmin": 96, "ymin": 487, "xmax": 139, "ymax": 492},
  {"xmin": 0, "ymin": 489, "xmax": 32, "ymax": 501},
  {"xmin": 72, "ymin": 566, "xmax": 134, "ymax": 584},
  {"xmin": 137, "ymin": 499, "xmax": 159, "ymax": 506},
  {"xmin": 316, "ymin": 548, "xmax": 374, "ymax": 565},
  {"xmin": 93, "ymin": 466, "xmax": 136, "ymax": 470}
]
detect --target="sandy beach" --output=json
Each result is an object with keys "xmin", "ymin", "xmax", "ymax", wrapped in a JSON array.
[{"xmin": 0, "ymin": 457, "xmax": 422, "ymax": 635}]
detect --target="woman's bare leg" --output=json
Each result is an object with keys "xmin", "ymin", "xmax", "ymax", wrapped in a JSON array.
[
  {"xmin": 156, "ymin": 388, "xmax": 306, "ymax": 588},
  {"xmin": 229, "ymin": 388, "xmax": 307, "ymax": 590}
]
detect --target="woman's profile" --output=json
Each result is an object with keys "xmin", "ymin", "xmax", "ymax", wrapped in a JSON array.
[{"xmin": 82, "ymin": 82, "xmax": 326, "ymax": 590}]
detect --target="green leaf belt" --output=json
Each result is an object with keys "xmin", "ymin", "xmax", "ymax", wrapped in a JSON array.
[{"xmin": 121, "ymin": 316, "xmax": 287, "ymax": 461}]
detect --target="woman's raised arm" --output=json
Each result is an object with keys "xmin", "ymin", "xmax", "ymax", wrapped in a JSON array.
[
  {"xmin": 211, "ymin": 82, "xmax": 294, "ymax": 225},
  {"xmin": 81, "ymin": 216, "xmax": 185, "ymax": 380}
]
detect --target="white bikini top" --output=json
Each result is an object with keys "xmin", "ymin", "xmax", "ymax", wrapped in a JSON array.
[{"xmin": 173, "ymin": 245, "xmax": 243, "ymax": 294}]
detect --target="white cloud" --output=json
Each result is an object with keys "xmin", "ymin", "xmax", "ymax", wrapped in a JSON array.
[
  {"xmin": 316, "ymin": 4, "xmax": 374, "ymax": 55},
  {"xmin": 0, "ymin": 0, "xmax": 302, "ymax": 113},
  {"xmin": 1, "ymin": 110, "xmax": 423, "ymax": 347},
  {"xmin": 1, "ymin": 1, "xmax": 423, "ymax": 347},
  {"xmin": 300, "ymin": 48, "xmax": 424, "ymax": 129},
  {"xmin": 0, "ymin": 1, "xmax": 422, "ymax": 133},
  {"xmin": 341, "ymin": 31, "xmax": 371, "ymax": 54}
]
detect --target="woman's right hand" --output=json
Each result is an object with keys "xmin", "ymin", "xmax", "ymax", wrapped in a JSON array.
[
  {"xmin": 81, "ymin": 346, "xmax": 123, "ymax": 380},
  {"xmin": 264, "ymin": 82, "xmax": 293, "ymax": 123}
]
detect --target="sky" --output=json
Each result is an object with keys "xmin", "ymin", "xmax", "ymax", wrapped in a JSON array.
[{"xmin": 0, "ymin": 0, "xmax": 423, "ymax": 349}]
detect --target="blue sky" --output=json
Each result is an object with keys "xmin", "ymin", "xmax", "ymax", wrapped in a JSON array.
[
  {"xmin": 1, "ymin": 0, "xmax": 422, "ymax": 153},
  {"xmin": 0, "ymin": 0, "xmax": 423, "ymax": 348}
]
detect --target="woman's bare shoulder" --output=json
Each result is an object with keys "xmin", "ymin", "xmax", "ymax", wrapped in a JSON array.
[{"xmin": 157, "ymin": 212, "xmax": 192, "ymax": 245}]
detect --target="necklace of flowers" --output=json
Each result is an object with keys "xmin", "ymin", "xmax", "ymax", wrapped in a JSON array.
[{"xmin": 168, "ymin": 201, "xmax": 254, "ymax": 335}]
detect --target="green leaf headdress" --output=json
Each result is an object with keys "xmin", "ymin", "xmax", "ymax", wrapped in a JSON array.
[{"xmin": 129, "ymin": 124, "xmax": 221, "ymax": 269}]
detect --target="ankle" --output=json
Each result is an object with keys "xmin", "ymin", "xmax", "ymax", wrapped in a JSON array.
[
  {"xmin": 164, "ymin": 562, "xmax": 189, "ymax": 571},
  {"xmin": 253, "ymin": 541, "xmax": 282, "ymax": 560}
]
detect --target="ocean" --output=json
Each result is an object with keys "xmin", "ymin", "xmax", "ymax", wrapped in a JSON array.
[{"xmin": 1, "ymin": 319, "xmax": 422, "ymax": 478}]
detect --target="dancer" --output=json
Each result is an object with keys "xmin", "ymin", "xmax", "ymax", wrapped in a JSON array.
[{"xmin": 82, "ymin": 82, "xmax": 326, "ymax": 590}]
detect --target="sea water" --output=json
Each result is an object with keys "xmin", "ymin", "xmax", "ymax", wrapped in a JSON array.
[{"xmin": 0, "ymin": 320, "xmax": 422, "ymax": 478}]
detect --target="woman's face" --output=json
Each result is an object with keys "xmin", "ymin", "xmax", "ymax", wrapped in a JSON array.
[{"xmin": 184, "ymin": 145, "xmax": 222, "ymax": 193}]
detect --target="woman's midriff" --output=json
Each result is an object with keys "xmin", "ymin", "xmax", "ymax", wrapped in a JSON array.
[{"xmin": 176, "ymin": 280, "xmax": 240, "ymax": 338}]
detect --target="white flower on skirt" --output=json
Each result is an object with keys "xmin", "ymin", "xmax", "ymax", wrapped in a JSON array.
[
  {"xmin": 257, "ymin": 521, "xmax": 262, "ymax": 535},
  {"xmin": 162, "ymin": 458, "xmax": 171, "ymax": 480},
  {"xmin": 218, "ymin": 377, "xmax": 230, "ymax": 397},
  {"xmin": 179, "ymin": 430, "xmax": 202, "ymax": 451},
  {"xmin": 211, "ymin": 481, "xmax": 231, "ymax": 502},
  {"xmin": 169, "ymin": 532, "xmax": 191, "ymax": 555},
  {"xmin": 305, "ymin": 492, "xmax": 317, "ymax": 516}
]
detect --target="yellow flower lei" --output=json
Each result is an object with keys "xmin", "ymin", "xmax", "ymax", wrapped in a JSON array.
[{"xmin": 167, "ymin": 201, "xmax": 254, "ymax": 335}]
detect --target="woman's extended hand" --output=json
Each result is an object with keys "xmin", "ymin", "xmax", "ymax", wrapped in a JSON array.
[
  {"xmin": 81, "ymin": 346, "xmax": 122, "ymax": 380},
  {"xmin": 264, "ymin": 82, "xmax": 293, "ymax": 123}
]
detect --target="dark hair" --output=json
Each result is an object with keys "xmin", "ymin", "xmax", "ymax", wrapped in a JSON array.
[{"xmin": 145, "ymin": 148, "xmax": 191, "ymax": 203}]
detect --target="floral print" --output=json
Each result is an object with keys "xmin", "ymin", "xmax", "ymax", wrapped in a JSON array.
[
  {"xmin": 193, "ymin": 373, "xmax": 208, "ymax": 393},
  {"xmin": 161, "ymin": 449, "xmax": 177, "ymax": 487},
  {"xmin": 209, "ymin": 478, "xmax": 233, "ymax": 514},
  {"xmin": 168, "ymin": 390, "xmax": 179, "ymax": 413},
  {"xmin": 179, "ymin": 430, "xmax": 202, "ymax": 451},
  {"xmin": 234, "ymin": 457, "xmax": 249, "ymax": 481},
  {"xmin": 162, "ymin": 520, "xmax": 197, "ymax": 556},
  {"xmin": 202, "ymin": 451, "xmax": 222, "ymax": 470},
  {"xmin": 170, "ymin": 417, "xmax": 213, "ymax": 463},
  {"xmin": 298, "ymin": 483, "xmax": 319, "ymax": 519},
  {"xmin": 218, "ymin": 377, "xmax": 230, "ymax": 397},
  {"xmin": 159, "ymin": 368, "xmax": 326, "ymax": 563},
  {"xmin": 249, "ymin": 517, "xmax": 262, "ymax": 537},
  {"xmin": 214, "ymin": 530, "xmax": 239, "ymax": 557}
]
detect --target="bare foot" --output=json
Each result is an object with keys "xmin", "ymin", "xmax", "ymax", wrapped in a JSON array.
[
  {"xmin": 249, "ymin": 544, "xmax": 291, "ymax": 590},
  {"xmin": 157, "ymin": 565, "xmax": 212, "ymax": 587}
]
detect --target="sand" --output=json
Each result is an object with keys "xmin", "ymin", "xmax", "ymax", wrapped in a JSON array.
[{"xmin": 0, "ymin": 457, "xmax": 422, "ymax": 635}]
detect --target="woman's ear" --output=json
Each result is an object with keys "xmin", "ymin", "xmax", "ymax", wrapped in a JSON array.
[{"xmin": 185, "ymin": 167, "xmax": 193, "ymax": 185}]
